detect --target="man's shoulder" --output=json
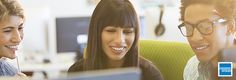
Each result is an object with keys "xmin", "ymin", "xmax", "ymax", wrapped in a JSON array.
[
  {"xmin": 186, "ymin": 56, "xmax": 199, "ymax": 66},
  {"xmin": 183, "ymin": 55, "xmax": 199, "ymax": 80}
]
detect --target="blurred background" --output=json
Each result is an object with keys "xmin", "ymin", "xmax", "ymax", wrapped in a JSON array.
[{"xmin": 11, "ymin": 0, "xmax": 188, "ymax": 79}]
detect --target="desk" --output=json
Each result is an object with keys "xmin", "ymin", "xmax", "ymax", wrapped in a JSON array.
[
  {"xmin": 20, "ymin": 62, "xmax": 74, "ymax": 72},
  {"xmin": 20, "ymin": 59, "xmax": 74, "ymax": 79},
  {"xmin": 20, "ymin": 52, "xmax": 76, "ymax": 72}
]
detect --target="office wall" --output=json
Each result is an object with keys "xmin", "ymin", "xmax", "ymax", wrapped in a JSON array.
[
  {"xmin": 50, "ymin": 0, "xmax": 94, "ymax": 17},
  {"xmin": 19, "ymin": 1, "xmax": 50, "ymax": 60},
  {"xmin": 20, "ymin": 0, "xmax": 188, "ymax": 55},
  {"xmin": 144, "ymin": 6, "xmax": 187, "ymax": 42},
  {"xmin": 46, "ymin": 0, "xmax": 187, "ymax": 42}
]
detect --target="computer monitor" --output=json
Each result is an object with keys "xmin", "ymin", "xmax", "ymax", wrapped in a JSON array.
[
  {"xmin": 50, "ymin": 67, "xmax": 141, "ymax": 80},
  {"xmin": 47, "ymin": 16, "xmax": 91, "ymax": 63},
  {"xmin": 55, "ymin": 17, "xmax": 90, "ymax": 53}
]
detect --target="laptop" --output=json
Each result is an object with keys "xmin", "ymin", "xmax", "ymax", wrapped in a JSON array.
[{"xmin": 50, "ymin": 67, "xmax": 141, "ymax": 80}]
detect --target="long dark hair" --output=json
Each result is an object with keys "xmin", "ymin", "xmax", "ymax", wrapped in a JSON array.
[{"xmin": 84, "ymin": 0, "xmax": 140, "ymax": 70}]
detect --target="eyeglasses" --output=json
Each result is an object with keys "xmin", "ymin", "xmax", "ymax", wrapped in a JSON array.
[{"xmin": 178, "ymin": 18, "xmax": 227, "ymax": 37}]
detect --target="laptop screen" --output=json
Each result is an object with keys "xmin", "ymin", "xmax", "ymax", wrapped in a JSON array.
[{"xmin": 50, "ymin": 67, "xmax": 141, "ymax": 80}]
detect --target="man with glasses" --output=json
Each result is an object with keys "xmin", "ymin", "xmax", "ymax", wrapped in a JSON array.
[{"xmin": 179, "ymin": 0, "xmax": 236, "ymax": 80}]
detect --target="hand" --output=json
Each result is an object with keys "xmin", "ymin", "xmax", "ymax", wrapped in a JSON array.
[{"xmin": 14, "ymin": 72, "xmax": 30, "ymax": 80}]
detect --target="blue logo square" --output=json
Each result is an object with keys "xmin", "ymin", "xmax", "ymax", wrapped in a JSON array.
[{"xmin": 218, "ymin": 62, "xmax": 233, "ymax": 77}]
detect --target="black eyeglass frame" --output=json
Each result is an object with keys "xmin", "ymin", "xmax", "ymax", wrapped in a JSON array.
[{"xmin": 178, "ymin": 18, "xmax": 227, "ymax": 37}]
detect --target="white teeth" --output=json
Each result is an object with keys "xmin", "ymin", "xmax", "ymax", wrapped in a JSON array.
[
  {"xmin": 6, "ymin": 45, "xmax": 18, "ymax": 49},
  {"xmin": 112, "ymin": 47, "xmax": 124, "ymax": 51},
  {"xmin": 196, "ymin": 46, "xmax": 207, "ymax": 50}
]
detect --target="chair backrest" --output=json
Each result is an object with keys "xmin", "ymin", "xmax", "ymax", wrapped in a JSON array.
[{"xmin": 139, "ymin": 40, "xmax": 194, "ymax": 80}]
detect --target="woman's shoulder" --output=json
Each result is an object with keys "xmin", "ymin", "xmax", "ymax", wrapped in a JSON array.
[
  {"xmin": 68, "ymin": 58, "xmax": 84, "ymax": 73},
  {"xmin": 139, "ymin": 57, "xmax": 154, "ymax": 67},
  {"xmin": 139, "ymin": 57, "xmax": 160, "ymax": 70},
  {"xmin": 0, "ymin": 58, "xmax": 18, "ymax": 76},
  {"xmin": 139, "ymin": 57, "xmax": 164, "ymax": 80}
]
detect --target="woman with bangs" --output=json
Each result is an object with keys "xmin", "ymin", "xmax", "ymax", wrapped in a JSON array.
[{"xmin": 68, "ymin": 0, "xmax": 163, "ymax": 80}]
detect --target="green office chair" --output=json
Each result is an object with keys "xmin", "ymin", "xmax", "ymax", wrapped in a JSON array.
[{"xmin": 139, "ymin": 40, "xmax": 194, "ymax": 80}]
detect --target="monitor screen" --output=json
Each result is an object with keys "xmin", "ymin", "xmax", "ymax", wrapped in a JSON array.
[
  {"xmin": 55, "ymin": 17, "xmax": 90, "ymax": 53},
  {"xmin": 50, "ymin": 67, "xmax": 141, "ymax": 80}
]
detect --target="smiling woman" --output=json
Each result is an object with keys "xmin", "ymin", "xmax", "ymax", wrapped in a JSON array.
[
  {"xmin": 68, "ymin": 0, "xmax": 163, "ymax": 80},
  {"xmin": 0, "ymin": 16, "xmax": 23, "ymax": 60},
  {"xmin": 0, "ymin": 0, "xmax": 27, "ymax": 77}
]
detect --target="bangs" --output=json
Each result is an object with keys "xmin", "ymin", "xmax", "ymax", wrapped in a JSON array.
[{"xmin": 99, "ymin": 5, "xmax": 138, "ymax": 28}]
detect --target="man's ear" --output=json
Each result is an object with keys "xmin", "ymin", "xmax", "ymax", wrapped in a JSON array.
[{"xmin": 227, "ymin": 19, "xmax": 236, "ymax": 35}]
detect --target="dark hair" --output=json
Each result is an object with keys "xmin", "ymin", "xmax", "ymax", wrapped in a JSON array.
[
  {"xmin": 0, "ymin": 0, "xmax": 24, "ymax": 22},
  {"xmin": 180, "ymin": 0, "xmax": 236, "ymax": 21},
  {"xmin": 216, "ymin": 0, "xmax": 236, "ymax": 18},
  {"xmin": 180, "ymin": 0, "xmax": 216, "ymax": 21},
  {"xmin": 84, "ymin": 0, "xmax": 140, "ymax": 70}
]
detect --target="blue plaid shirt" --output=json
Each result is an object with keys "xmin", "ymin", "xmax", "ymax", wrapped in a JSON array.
[{"xmin": 0, "ymin": 58, "xmax": 18, "ymax": 76}]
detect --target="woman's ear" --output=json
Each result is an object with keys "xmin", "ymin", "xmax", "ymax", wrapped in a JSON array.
[{"xmin": 226, "ymin": 19, "xmax": 236, "ymax": 35}]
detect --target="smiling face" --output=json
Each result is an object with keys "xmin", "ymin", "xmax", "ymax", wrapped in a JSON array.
[
  {"xmin": 184, "ymin": 4, "xmax": 234, "ymax": 63},
  {"xmin": 0, "ymin": 16, "xmax": 24, "ymax": 59},
  {"xmin": 101, "ymin": 26, "xmax": 135, "ymax": 61}
]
